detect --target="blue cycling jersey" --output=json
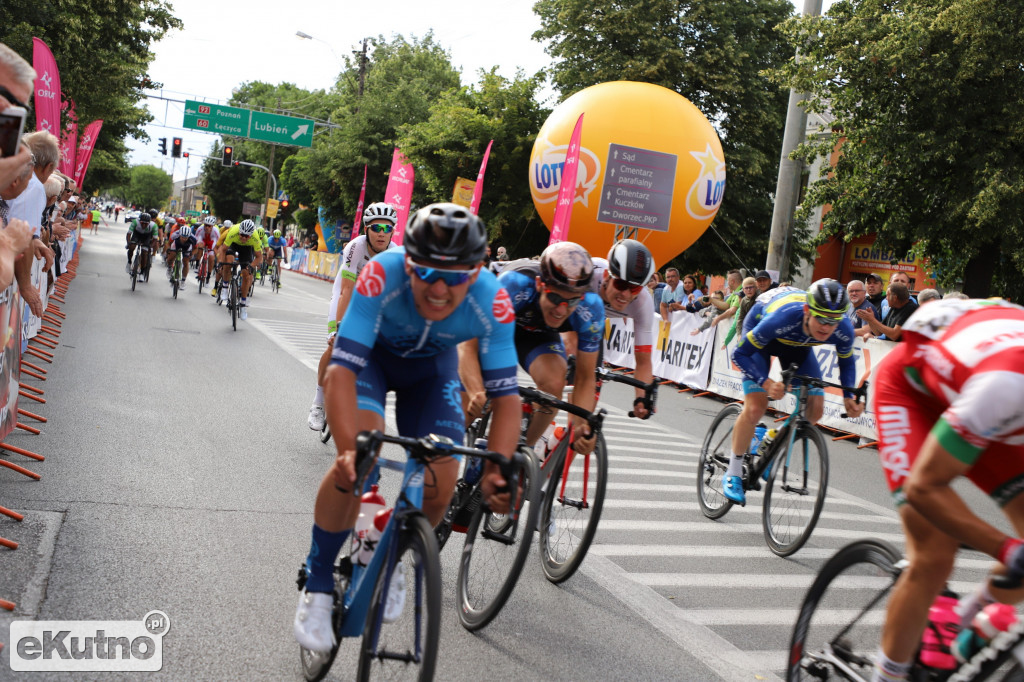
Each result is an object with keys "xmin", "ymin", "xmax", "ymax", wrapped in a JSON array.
[
  {"xmin": 331, "ymin": 247, "xmax": 519, "ymax": 398},
  {"xmin": 497, "ymin": 262, "xmax": 605, "ymax": 354},
  {"xmin": 268, "ymin": 236, "xmax": 286, "ymax": 248},
  {"xmin": 733, "ymin": 287, "xmax": 857, "ymax": 396}
]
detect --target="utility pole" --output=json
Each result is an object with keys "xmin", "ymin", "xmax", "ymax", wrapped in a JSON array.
[
  {"xmin": 356, "ymin": 39, "xmax": 368, "ymax": 98},
  {"xmin": 765, "ymin": 0, "xmax": 824, "ymax": 280}
]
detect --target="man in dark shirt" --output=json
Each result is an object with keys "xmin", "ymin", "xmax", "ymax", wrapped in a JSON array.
[
  {"xmin": 857, "ymin": 282, "xmax": 918, "ymax": 341},
  {"xmin": 864, "ymin": 273, "xmax": 887, "ymax": 318}
]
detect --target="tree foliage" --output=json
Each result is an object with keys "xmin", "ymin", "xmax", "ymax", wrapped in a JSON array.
[
  {"xmin": 533, "ymin": 0, "xmax": 795, "ymax": 275},
  {"xmin": 125, "ymin": 164, "xmax": 172, "ymax": 209},
  {"xmin": 200, "ymin": 140, "xmax": 253, "ymax": 221},
  {"xmin": 0, "ymin": 0, "xmax": 182, "ymax": 191},
  {"xmin": 776, "ymin": 0, "xmax": 1024, "ymax": 297}
]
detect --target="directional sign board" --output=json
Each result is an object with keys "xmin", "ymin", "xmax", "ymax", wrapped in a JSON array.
[
  {"xmin": 597, "ymin": 143, "xmax": 677, "ymax": 232},
  {"xmin": 182, "ymin": 100, "xmax": 314, "ymax": 148}
]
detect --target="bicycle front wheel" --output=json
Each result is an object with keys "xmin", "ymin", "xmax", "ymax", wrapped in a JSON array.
[
  {"xmin": 538, "ymin": 433, "xmax": 608, "ymax": 583},
  {"xmin": 763, "ymin": 425, "xmax": 829, "ymax": 557},
  {"xmin": 697, "ymin": 403, "xmax": 741, "ymax": 519},
  {"xmin": 457, "ymin": 447, "xmax": 540, "ymax": 630},
  {"xmin": 787, "ymin": 539, "xmax": 902, "ymax": 682},
  {"xmin": 357, "ymin": 513, "xmax": 440, "ymax": 682},
  {"xmin": 229, "ymin": 277, "xmax": 238, "ymax": 331}
]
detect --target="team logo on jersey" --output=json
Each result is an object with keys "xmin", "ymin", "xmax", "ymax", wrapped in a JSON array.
[
  {"xmin": 492, "ymin": 288, "xmax": 515, "ymax": 324},
  {"xmin": 356, "ymin": 261, "xmax": 386, "ymax": 297}
]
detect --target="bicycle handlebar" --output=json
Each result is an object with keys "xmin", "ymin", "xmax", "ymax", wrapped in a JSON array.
[
  {"xmin": 517, "ymin": 386, "xmax": 606, "ymax": 433},
  {"xmin": 595, "ymin": 366, "xmax": 659, "ymax": 418},
  {"xmin": 779, "ymin": 364, "xmax": 869, "ymax": 418}
]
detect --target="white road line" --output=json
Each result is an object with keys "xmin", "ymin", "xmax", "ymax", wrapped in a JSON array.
[
  {"xmin": 631, "ymin": 574, "xmax": 976, "ymax": 594},
  {"xmin": 603, "ymin": 435, "xmax": 703, "ymax": 447},
  {"xmin": 685, "ymin": 608, "xmax": 884, "ymax": 627},
  {"xmin": 598, "ymin": 500, "xmax": 895, "ymax": 524},
  {"xmin": 594, "ymin": 520, "xmax": 907, "ymax": 542}
]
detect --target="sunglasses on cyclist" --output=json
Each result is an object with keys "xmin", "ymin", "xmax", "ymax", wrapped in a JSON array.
[
  {"xmin": 810, "ymin": 311, "xmax": 843, "ymax": 326},
  {"xmin": 0, "ymin": 85, "xmax": 29, "ymax": 111},
  {"xmin": 410, "ymin": 262, "xmax": 474, "ymax": 286},
  {"xmin": 367, "ymin": 223, "xmax": 394, "ymax": 234},
  {"xmin": 543, "ymin": 288, "xmax": 582, "ymax": 308},
  {"xmin": 609, "ymin": 277, "xmax": 643, "ymax": 295}
]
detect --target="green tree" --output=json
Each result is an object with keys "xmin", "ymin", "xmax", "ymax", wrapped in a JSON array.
[
  {"xmin": 0, "ymin": 0, "xmax": 182, "ymax": 191},
  {"xmin": 396, "ymin": 68, "xmax": 551, "ymax": 257},
  {"xmin": 777, "ymin": 0, "xmax": 1024, "ymax": 297},
  {"xmin": 200, "ymin": 141, "xmax": 253, "ymax": 221},
  {"xmin": 125, "ymin": 164, "xmax": 172, "ymax": 209},
  {"xmin": 533, "ymin": 0, "xmax": 795, "ymax": 274}
]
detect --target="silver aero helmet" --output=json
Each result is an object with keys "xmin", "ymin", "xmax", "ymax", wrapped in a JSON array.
[
  {"xmin": 606, "ymin": 239, "xmax": 656, "ymax": 286},
  {"xmin": 403, "ymin": 203, "xmax": 487, "ymax": 266},
  {"xmin": 222, "ymin": 220, "xmax": 233, "ymax": 229},
  {"xmin": 238, "ymin": 219, "xmax": 256, "ymax": 237},
  {"xmin": 539, "ymin": 242, "xmax": 594, "ymax": 293},
  {"xmin": 363, "ymin": 202, "xmax": 398, "ymax": 226}
]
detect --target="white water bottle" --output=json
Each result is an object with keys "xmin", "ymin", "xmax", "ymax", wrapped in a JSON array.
[
  {"xmin": 534, "ymin": 423, "xmax": 557, "ymax": 458},
  {"xmin": 359, "ymin": 506, "xmax": 392, "ymax": 567},
  {"xmin": 756, "ymin": 429, "xmax": 778, "ymax": 457},
  {"xmin": 354, "ymin": 485, "xmax": 386, "ymax": 566}
]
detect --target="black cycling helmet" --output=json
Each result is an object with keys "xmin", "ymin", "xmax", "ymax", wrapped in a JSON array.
[
  {"xmin": 138, "ymin": 212, "xmax": 151, "ymax": 224},
  {"xmin": 403, "ymin": 203, "xmax": 487, "ymax": 266},
  {"xmin": 806, "ymin": 278, "xmax": 851, "ymax": 316},
  {"xmin": 539, "ymin": 242, "xmax": 594, "ymax": 293},
  {"xmin": 147, "ymin": 209, "xmax": 159, "ymax": 219},
  {"xmin": 606, "ymin": 239, "xmax": 656, "ymax": 286}
]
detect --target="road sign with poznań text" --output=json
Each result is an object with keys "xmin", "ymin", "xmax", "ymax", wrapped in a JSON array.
[
  {"xmin": 266, "ymin": 199, "xmax": 280, "ymax": 219},
  {"xmin": 597, "ymin": 143, "xmax": 677, "ymax": 232},
  {"xmin": 182, "ymin": 100, "xmax": 314, "ymax": 148}
]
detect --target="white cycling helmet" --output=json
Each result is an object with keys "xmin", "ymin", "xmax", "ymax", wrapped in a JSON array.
[
  {"xmin": 178, "ymin": 225, "xmax": 193, "ymax": 240},
  {"xmin": 363, "ymin": 202, "xmax": 398, "ymax": 226},
  {"xmin": 203, "ymin": 215, "xmax": 216, "ymax": 225},
  {"xmin": 238, "ymin": 219, "xmax": 256, "ymax": 236},
  {"xmin": 222, "ymin": 220, "xmax": 233, "ymax": 229}
]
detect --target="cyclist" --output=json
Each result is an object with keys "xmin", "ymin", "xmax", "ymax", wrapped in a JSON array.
[
  {"xmin": 267, "ymin": 229, "xmax": 287, "ymax": 286},
  {"xmin": 213, "ymin": 219, "xmax": 263, "ymax": 320},
  {"xmin": 460, "ymin": 241, "xmax": 603, "ymax": 454},
  {"xmin": 253, "ymin": 224, "xmax": 270, "ymax": 282},
  {"xmin": 724, "ymin": 279, "xmax": 863, "ymax": 504},
  {"xmin": 307, "ymin": 202, "xmax": 398, "ymax": 431},
  {"xmin": 293, "ymin": 202, "xmax": 519, "ymax": 653},
  {"xmin": 869, "ymin": 298, "xmax": 1024, "ymax": 682},
  {"xmin": 166, "ymin": 224, "xmax": 197, "ymax": 290},
  {"xmin": 194, "ymin": 216, "xmax": 220, "ymax": 283},
  {"xmin": 125, "ymin": 211, "xmax": 158, "ymax": 279}
]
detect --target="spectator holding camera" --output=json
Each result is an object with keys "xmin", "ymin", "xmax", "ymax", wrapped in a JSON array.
[{"xmin": 660, "ymin": 268, "xmax": 686, "ymax": 319}]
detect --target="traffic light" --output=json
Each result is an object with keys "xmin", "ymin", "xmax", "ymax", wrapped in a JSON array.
[
  {"xmin": 158, "ymin": 138, "xmax": 167, "ymax": 155},
  {"xmin": 222, "ymin": 146, "xmax": 233, "ymax": 166},
  {"xmin": 280, "ymin": 199, "xmax": 289, "ymax": 209},
  {"xmin": 182, "ymin": 152, "xmax": 189, "ymax": 158},
  {"xmin": 171, "ymin": 137, "xmax": 182, "ymax": 158}
]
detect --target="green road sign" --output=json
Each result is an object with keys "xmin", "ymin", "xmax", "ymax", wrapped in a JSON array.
[
  {"xmin": 250, "ymin": 110, "xmax": 313, "ymax": 147},
  {"xmin": 185, "ymin": 210, "xmax": 200, "ymax": 217},
  {"xmin": 182, "ymin": 100, "xmax": 313, "ymax": 148}
]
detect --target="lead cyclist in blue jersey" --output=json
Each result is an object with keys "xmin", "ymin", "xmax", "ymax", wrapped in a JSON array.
[
  {"xmin": 460, "ymin": 241, "xmax": 604, "ymax": 454},
  {"xmin": 724, "ymin": 278, "xmax": 865, "ymax": 504},
  {"xmin": 293, "ymin": 203, "xmax": 521, "ymax": 653}
]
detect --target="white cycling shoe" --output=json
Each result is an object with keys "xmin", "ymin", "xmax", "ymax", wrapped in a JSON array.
[
  {"xmin": 308, "ymin": 404, "xmax": 326, "ymax": 431},
  {"xmin": 382, "ymin": 563, "xmax": 406, "ymax": 623},
  {"xmin": 294, "ymin": 590, "xmax": 336, "ymax": 653}
]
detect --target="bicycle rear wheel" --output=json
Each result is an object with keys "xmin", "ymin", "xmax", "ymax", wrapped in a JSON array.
[
  {"xmin": 697, "ymin": 403, "xmax": 741, "ymax": 519},
  {"xmin": 130, "ymin": 252, "xmax": 140, "ymax": 291},
  {"xmin": 357, "ymin": 513, "xmax": 440, "ymax": 682},
  {"xmin": 538, "ymin": 433, "xmax": 608, "ymax": 583},
  {"xmin": 229, "ymin": 276, "xmax": 238, "ymax": 331},
  {"xmin": 787, "ymin": 539, "xmax": 902, "ymax": 682},
  {"xmin": 456, "ymin": 448, "xmax": 540, "ymax": 630},
  {"xmin": 763, "ymin": 425, "xmax": 829, "ymax": 557}
]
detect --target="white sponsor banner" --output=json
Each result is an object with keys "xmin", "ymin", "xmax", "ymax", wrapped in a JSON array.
[
  {"xmin": 603, "ymin": 316, "xmax": 636, "ymax": 368},
  {"xmin": 653, "ymin": 312, "xmax": 715, "ymax": 389},
  {"xmin": 706, "ymin": 320, "xmax": 897, "ymax": 439}
]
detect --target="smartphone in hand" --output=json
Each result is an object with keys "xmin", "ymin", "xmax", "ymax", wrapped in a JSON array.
[{"xmin": 0, "ymin": 106, "xmax": 27, "ymax": 158}]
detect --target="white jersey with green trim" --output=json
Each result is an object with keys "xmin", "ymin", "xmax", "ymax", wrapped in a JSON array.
[{"xmin": 328, "ymin": 235, "xmax": 396, "ymax": 322}]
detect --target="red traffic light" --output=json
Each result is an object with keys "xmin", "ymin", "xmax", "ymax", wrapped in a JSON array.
[
  {"xmin": 233, "ymin": 161, "xmax": 240, "ymax": 166},
  {"xmin": 280, "ymin": 199, "xmax": 289, "ymax": 208},
  {"xmin": 182, "ymin": 152, "xmax": 189, "ymax": 158},
  {"xmin": 222, "ymin": 146, "xmax": 234, "ymax": 166},
  {"xmin": 171, "ymin": 137, "xmax": 183, "ymax": 158}
]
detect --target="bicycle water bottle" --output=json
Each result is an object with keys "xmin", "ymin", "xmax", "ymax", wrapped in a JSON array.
[
  {"xmin": 756, "ymin": 428, "xmax": 778, "ymax": 458},
  {"xmin": 464, "ymin": 438, "xmax": 488, "ymax": 486},
  {"xmin": 920, "ymin": 593, "xmax": 960, "ymax": 669},
  {"xmin": 952, "ymin": 602, "xmax": 1019, "ymax": 664},
  {"xmin": 354, "ymin": 485, "xmax": 387, "ymax": 566},
  {"xmin": 358, "ymin": 506, "xmax": 393, "ymax": 567},
  {"xmin": 749, "ymin": 424, "xmax": 767, "ymax": 456},
  {"xmin": 534, "ymin": 423, "xmax": 557, "ymax": 458}
]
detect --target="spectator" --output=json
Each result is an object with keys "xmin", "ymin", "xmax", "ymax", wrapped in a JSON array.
[
  {"xmin": 917, "ymin": 288, "xmax": 940, "ymax": 305},
  {"xmin": 846, "ymin": 279, "xmax": 876, "ymax": 338},
  {"xmin": 90, "ymin": 205, "xmax": 102, "ymax": 234},
  {"xmin": 647, "ymin": 272, "xmax": 666, "ymax": 315},
  {"xmin": 681, "ymin": 273, "xmax": 706, "ymax": 313},
  {"xmin": 881, "ymin": 271, "xmax": 917, "ymax": 318},
  {"xmin": 858, "ymin": 282, "xmax": 918, "ymax": 341},
  {"xmin": 864, "ymin": 273, "xmax": 886, "ymax": 318},
  {"xmin": 708, "ymin": 270, "xmax": 743, "ymax": 313},
  {"xmin": 722, "ymin": 277, "xmax": 759, "ymax": 346},
  {"xmin": 0, "ymin": 44, "xmax": 36, "ymax": 190},
  {"xmin": 660, "ymin": 267, "xmax": 686, "ymax": 319},
  {"xmin": 943, "ymin": 290, "xmax": 969, "ymax": 300},
  {"xmin": 754, "ymin": 270, "xmax": 776, "ymax": 293},
  {"xmin": 496, "ymin": 246, "xmax": 509, "ymax": 262},
  {"xmin": 692, "ymin": 270, "xmax": 744, "ymax": 336}
]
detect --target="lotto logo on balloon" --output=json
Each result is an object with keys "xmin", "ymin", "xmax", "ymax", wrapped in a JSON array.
[
  {"xmin": 686, "ymin": 144, "xmax": 726, "ymax": 220},
  {"xmin": 530, "ymin": 138, "xmax": 601, "ymax": 207},
  {"xmin": 492, "ymin": 288, "xmax": 515, "ymax": 324},
  {"xmin": 356, "ymin": 261, "xmax": 386, "ymax": 297}
]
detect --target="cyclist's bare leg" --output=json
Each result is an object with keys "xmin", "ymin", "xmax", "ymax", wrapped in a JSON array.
[
  {"xmin": 806, "ymin": 394, "xmax": 824, "ymax": 424},
  {"xmin": 526, "ymin": 352, "xmax": 567, "ymax": 448},
  {"xmin": 730, "ymin": 391, "xmax": 768, "ymax": 458},
  {"xmin": 314, "ymin": 410, "xmax": 386, "ymax": 532},
  {"xmin": 240, "ymin": 261, "xmax": 254, "ymax": 296},
  {"xmin": 317, "ymin": 342, "xmax": 331, "ymax": 386}
]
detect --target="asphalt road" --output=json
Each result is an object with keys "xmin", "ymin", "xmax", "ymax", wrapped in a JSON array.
[{"xmin": 0, "ymin": 219, "xmax": 1012, "ymax": 681}]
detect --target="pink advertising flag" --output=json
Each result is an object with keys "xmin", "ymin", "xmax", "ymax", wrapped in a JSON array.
[
  {"xmin": 384, "ymin": 148, "xmax": 415, "ymax": 246},
  {"xmin": 352, "ymin": 165, "xmax": 368, "ymax": 237},
  {"xmin": 31, "ymin": 38, "xmax": 62, "ymax": 135},
  {"xmin": 468, "ymin": 139, "xmax": 494, "ymax": 215},
  {"xmin": 549, "ymin": 113, "xmax": 584, "ymax": 245},
  {"xmin": 59, "ymin": 121, "xmax": 77, "ymax": 177},
  {"xmin": 73, "ymin": 120, "xmax": 103, "ymax": 188}
]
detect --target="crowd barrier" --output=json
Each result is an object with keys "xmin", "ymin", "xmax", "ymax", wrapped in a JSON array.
[
  {"xmin": 287, "ymin": 248, "xmax": 340, "ymax": 281},
  {"xmin": 1, "ymin": 226, "xmax": 82, "ymax": 649},
  {"xmin": 603, "ymin": 311, "xmax": 895, "ymax": 440}
]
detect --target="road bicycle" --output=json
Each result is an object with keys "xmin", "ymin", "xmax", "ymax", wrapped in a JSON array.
[
  {"xmin": 257, "ymin": 258, "xmax": 269, "ymax": 286},
  {"xmin": 128, "ymin": 244, "xmax": 151, "ymax": 292},
  {"xmin": 217, "ymin": 258, "xmax": 246, "ymax": 331},
  {"xmin": 194, "ymin": 250, "xmax": 211, "ymax": 296},
  {"xmin": 787, "ymin": 539, "xmax": 1024, "ymax": 681},
  {"xmin": 297, "ymin": 430, "xmax": 533, "ymax": 681},
  {"xmin": 268, "ymin": 258, "xmax": 281, "ymax": 293},
  {"xmin": 169, "ymin": 250, "xmax": 184, "ymax": 299},
  {"xmin": 697, "ymin": 365, "xmax": 868, "ymax": 556}
]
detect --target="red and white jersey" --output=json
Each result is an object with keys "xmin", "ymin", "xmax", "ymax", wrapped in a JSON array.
[
  {"xmin": 194, "ymin": 225, "xmax": 219, "ymax": 247},
  {"xmin": 900, "ymin": 299, "xmax": 1024, "ymax": 453}
]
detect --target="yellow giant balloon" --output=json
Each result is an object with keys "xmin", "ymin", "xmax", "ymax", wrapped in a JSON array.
[{"xmin": 529, "ymin": 81, "xmax": 725, "ymax": 267}]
